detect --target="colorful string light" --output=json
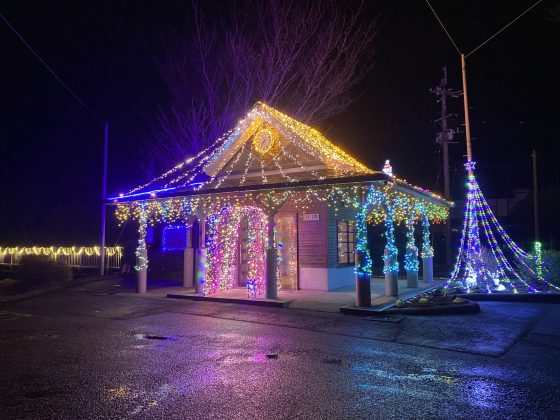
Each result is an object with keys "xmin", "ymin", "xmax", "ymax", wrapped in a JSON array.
[
  {"xmin": 204, "ymin": 206, "xmax": 267, "ymax": 296},
  {"xmin": 120, "ymin": 182, "xmax": 449, "ymax": 288},
  {"xmin": 404, "ymin": 212, "xmax": 419, "ymax": 272},
  {"xmin": 382, "ymin": 201, "xmax": 399, "ymax": 274},
  {"xmin": 114, "ymin": 103, "xmax": 451, "ymax": 296},
  {"xmin": 110, "ymin": 103, "xmax": 450, "ymax": 206},
  {"xmin": 447, "ymin": 162, "xmax": 559, "ymax": 293},
  {"xmin": 134, "ymin": 205, "xmax": 149, "ymax": 271},
  {"xmin": 534, "ymin": 241, "xmax": 543, "ymax": 280},
  {"xmin": 416, "ymin": 203, "xmax": 434, "ymax": 259}
]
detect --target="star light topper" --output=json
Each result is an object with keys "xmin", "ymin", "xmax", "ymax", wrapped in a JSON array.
[
  {"xmin": 464, "ymin": 160, "xmax": 476, "ymax": 171},
  {"xmin": 382, "ymin": 159, "xmax": 393, "ymax": 177}
]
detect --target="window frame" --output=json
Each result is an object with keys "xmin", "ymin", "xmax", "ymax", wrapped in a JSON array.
[{"xmin": 336, "ymin": 220, "xmax": 356, "ymax": 267}]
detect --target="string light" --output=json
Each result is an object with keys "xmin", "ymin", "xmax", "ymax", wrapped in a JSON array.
[
  {"xmin": 204, "ymin": 206, "xmax": 267, "ymax": 296},
  {"xmin": 0, "ymin": 246, "xmax": 122, "ymax": 258},
  {"xmin": 382, "ymin": 201, "xmax": 399, "ymax": 274},
  {"xmin": 446, "ymin": 162, "xmax": 559, "ymax": 293},
  {"xmin": 112, "ymin": 103, "xmax": 452, "ymax": 296},
  {"xmin": 404, "ymin": 211, "xmax": 419, "ymax": 272},
  {"xmin": 161, "ymin": 225, "xmax": 189, "ymax": 253},
  {"xmin": 417, "ymin": 202, "xmax": 434, "ymax": 259},
  {"xmin": 117, "ymin": 183, "xmax": 450, "ymax": 286},
  {"xmin": 534, "ymin": 241, "xmax": 543, "ymax": 280},
  {"xmin": 113, "ymin": 103, "xmax": 448, "ymax": 200},
  {"xmin": 134, "ymin": 205, "xmax": 148, "ymax": 271}
]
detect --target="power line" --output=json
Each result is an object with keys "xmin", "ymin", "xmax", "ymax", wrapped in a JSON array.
[
  {"xmin": 424, "ymin": 0, "xmax": 544, "ymax": 59},
  {"xmin": 1, "ymin": 13, "xmax": 102, "ymax": 122},
  {"xmin": 424, "ymin": 0, "xmax": 462, "ymax": 54},
  {"xmin": 465, "ymin": 0, "xmax": 543, "ymax": 58}
]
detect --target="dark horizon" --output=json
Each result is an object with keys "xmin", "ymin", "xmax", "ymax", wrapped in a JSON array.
[{"xmin": 1, "ymin": 0, "xmax": 559, "ymax": 245}]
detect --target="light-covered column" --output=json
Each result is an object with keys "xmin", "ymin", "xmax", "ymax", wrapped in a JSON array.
[
  {"xmin": 354, "ymin": 186, "xmax": 372, "ymax": 307},
  {"xmin": 195, "ymin": 213, "xmax": 207, "ymax": 295},
  {"xmin": 383, "ymin": 203, "xmax": 398, "ymax": 297},
  {"xmin": 135, "ymin": 206, "xmax": 148, "ymax": 294},
  {"xmin": 265, "ymin": 211, "xmax": 278, "ymax": 300},
  {"xmin": 405, "ymin": 213, "xmax": 419, "ymax": 288},
  {"xmin": 421, "ymin": 213, "xmax": 434, "ymax": 283},
  {"xmin": 183, "ymin": 222, "xmax": 194, "ymax": 288}
]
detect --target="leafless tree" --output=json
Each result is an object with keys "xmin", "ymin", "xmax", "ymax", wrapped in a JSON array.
[{"xmin": 142, "ymin": 0, "xmax": 379, "ymax": 176}]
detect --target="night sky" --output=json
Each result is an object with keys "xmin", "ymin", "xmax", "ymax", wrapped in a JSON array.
[{"xmin": 1, "ymin": 0, "xmax": 559, "ymax": 246}]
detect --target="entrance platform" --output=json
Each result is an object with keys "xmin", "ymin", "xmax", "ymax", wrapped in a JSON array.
[{"xmin": 164, "ymin": 278, "xmax": 444, "ymax": 313}]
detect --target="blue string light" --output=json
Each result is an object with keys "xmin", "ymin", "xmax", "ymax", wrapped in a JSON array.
[
  {"xmin": 404, "ymin": 212, "xmax": 419, "ymax": 272},
  {"xmin": 447, "ymin": 161, "xmax": 559, "ymax": 293},
  {"xmin": 382, "ymin": 201, "xmax": 399, "ymax": 274},
  {"xmin": 162, "ymin": 224, "xmax": 188, "ymax": 253}
]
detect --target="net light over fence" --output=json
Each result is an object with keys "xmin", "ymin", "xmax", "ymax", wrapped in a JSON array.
[{"xmin": 0, "ymin": 246, "xmax": 123, "ymax": 269}]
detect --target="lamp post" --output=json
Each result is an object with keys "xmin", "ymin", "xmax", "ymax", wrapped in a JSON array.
[{"xmin": 99, "ymin": 122, "xmax": 108, "ymax": 275}]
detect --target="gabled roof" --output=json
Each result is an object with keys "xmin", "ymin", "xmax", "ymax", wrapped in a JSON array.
[{"xmin": 117, "ymin": 102, "xmax": 376, "ymax": 200}]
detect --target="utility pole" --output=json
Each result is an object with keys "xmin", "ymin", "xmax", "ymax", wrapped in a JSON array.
[
  {"xmin": 430, "ymin": 66, "xmax": 459, "ymax": 269},
  {"xmin": 532, "ymin": 149, "xmax": 539, "ymax": 241},
  {"xmin": 461, "ymin": 54, "xmax": 474, "ymax": 166},
  {"xmin": 100, "ymin": 122, "xmax": 109, "ymax": 275}
]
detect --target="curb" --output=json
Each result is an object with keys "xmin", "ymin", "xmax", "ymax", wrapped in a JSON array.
[
  {"xmin": 384, "ymin": 301, "xmax": 480, "ymax": 315},
  {"xmin": 167, "ymin": 293, "xmax": 291, "ymax": 308},
  {"xmin": 455, "ymin": 293, "xmax": 560, "ymax": 303},
  {"xmin": 0, "ymin": 273, "xmax": 121, "ymax": 303},
  {"xmin": 340, "ymin": 300, "xmax": 480, "ymax": 316}
]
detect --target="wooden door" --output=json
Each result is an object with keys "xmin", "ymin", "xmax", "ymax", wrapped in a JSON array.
[{"xmin": 276, "ymin": 214, "xmax": 298, "ymax": 290}]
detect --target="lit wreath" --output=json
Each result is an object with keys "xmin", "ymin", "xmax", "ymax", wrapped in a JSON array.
[{"xmin": 252, "ymin": 126, "xmax": 280, "ymax": 158}]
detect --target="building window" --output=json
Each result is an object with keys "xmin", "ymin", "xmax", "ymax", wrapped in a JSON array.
[{"xmin": 337, "ymin": 220, "xmax": 356, "ymax": 266}]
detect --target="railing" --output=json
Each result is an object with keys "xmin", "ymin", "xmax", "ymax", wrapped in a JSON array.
[{"xmin": 0, "ymin": 246, "xmax": 123, "ymax": 269}]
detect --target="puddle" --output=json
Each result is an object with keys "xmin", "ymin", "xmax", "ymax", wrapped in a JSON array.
[
  {"xmin": 0, "ymin": 310, "xmax": 32, "ymax": 319},
  {"xmin": 322, "ymin": 358, "xmax": 350, "ymax": 368},
  {"xmin": 362, "ymin": 315, "xmax": 404, "ymax": 323},
  {"xmin": 133, "ymin": 333, "xmax": 177, "ymax": 341},
  {"xmin": 24, "ymin": 390, "xmax": 52, "ymax": 399},
  {"xmin": 253, "ymin": 351, "xmax": 302, "ymax": 362},
  {"xmin": 24, "ymin": 333, "xmax": 59, "ymax": 340}
]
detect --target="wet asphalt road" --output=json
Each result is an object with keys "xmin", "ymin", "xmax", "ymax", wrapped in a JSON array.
[{"xmin": 1, "ymin": 278, "xmax": 560, "ymax": 419}]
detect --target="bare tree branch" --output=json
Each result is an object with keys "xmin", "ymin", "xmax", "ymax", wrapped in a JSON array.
[{"xmin": 142, "ymin": 0, "xmax": 380, "ymax": 176}]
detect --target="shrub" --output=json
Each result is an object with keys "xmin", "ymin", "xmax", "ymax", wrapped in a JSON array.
[
  {"xmin": 515, "ymin": 248, "xmax": 560, "ymax": 289},
  {"xmin": 16, "ymin": 255, "xmax": 72, "ymax": 286},
  {"xmin": 542, "ymin": 249, "xmax": 560, "ymax": 286}
]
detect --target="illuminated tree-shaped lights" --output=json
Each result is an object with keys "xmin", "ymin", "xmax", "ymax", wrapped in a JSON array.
[{"xmin": 447, "ymin": 161, "xmax": 560, "ymax": 293}]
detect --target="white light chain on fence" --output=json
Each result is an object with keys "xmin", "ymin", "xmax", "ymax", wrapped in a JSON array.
[{"xmin": 0, "ymin": 246, "xmax": 123, "ymax": 269}]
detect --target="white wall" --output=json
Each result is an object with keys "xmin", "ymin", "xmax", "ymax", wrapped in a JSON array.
[{"xmin": 299, "ymin": 266, "xmax": 354, "ymax": 291}]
